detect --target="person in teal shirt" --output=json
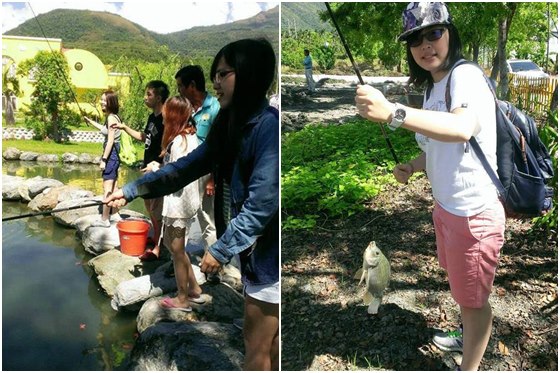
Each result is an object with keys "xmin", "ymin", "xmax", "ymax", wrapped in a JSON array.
[{"xmin": 175, "ymin": 65, "xmax": 220, "ymax": 250}]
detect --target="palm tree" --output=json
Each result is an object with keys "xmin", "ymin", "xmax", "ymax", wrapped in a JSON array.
[{"xmin": 2, "ymin": 60, "xmax": 21, "ymax": 125}]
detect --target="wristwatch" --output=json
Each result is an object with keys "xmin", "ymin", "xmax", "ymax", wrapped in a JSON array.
[{"xmin": 388, "ymin": 103, "xmax": 407, "ymax": 131}]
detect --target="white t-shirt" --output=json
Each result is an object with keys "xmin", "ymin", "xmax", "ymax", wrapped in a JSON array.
[
  {"xmin": 417, "ymin": 62, "xmax": 498, "ymax": 217},
  {"xmin": 161, "ymin": 133, "xmax": 200, "ymax": 221}
]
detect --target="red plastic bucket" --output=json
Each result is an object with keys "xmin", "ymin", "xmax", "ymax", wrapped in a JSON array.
[{"xmin": 116, "ymin": 219, "xmax": 150, "ymax": 256}]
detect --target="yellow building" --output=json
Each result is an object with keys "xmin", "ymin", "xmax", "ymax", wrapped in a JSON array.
[{"xmin": 2, "ymin": 35, "xmax": 129, "ymax": 115}]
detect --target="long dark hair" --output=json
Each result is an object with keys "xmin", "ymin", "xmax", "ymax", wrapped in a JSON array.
[
  {"xmin": 407, "ymin": 24, "xmax": 464, "ymax": 88},
  {"xmin": 206, "ymin": 38, "xmax": 276, "ymax": 180}
]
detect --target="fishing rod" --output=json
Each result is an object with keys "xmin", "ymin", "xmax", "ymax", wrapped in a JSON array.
[
  {"xmin": 2, "ymin": 201, "xmax": 104, "ymax": 222},
  {"xmin": 324, "ymin": 2, "xmax": 400, "ymax": 164},
  {"xmin": 28, "ymin": 3, "xmax": 90, "ymax": 124}
]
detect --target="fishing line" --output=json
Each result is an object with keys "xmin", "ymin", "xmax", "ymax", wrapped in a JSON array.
[
  {"xmin": 324, "ymin": 2, "xmax": 400, "ymax": 164},
  {"xmin": 2, "ymin": 201, "xmax": 105, "ymax": 222},
  {"xmin": 27, "ymin": 2, "xmax": 89, "ymax": 122}
]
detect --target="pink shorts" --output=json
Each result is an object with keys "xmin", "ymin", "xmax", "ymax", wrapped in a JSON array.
[{"xmin": 433, "ymin": 199, "xmax": 505, "ymax": 308}]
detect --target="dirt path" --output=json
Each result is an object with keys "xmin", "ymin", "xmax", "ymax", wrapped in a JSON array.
[
  {"xmin": 281, "ymin": 76, "xmax": 413, "ymax": 132},
  {"xmin": 280, "ymin": 78, "xmax": 558, "ymax": 371}
]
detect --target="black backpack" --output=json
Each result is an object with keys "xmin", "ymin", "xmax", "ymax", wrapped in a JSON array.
[{"xmin": 429, "ymin": 60, "xmax": 554, "ymax": 218}]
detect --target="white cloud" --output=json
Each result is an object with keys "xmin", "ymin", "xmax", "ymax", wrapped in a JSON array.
[{"xmin": 2, "ymin": 1, "xmax": 278, "ymax": 34}]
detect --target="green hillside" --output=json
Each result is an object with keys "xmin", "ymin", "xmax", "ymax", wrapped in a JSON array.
[
  {"xmin": 4, "ymin": 9, "xmax": 162, "ymax": 62},
  {"xmin": 5, "ymin": 6, "xmax": 279, "ymax": 62},
  {"xmin": 281, "ymin": 2, "xmax": 332, "ymax": 32},
  {"xmin": 161, "ymin": 5, "xmax": 279, "ymax": 57}
]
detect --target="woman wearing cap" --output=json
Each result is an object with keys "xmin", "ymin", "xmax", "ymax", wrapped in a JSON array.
[{"xmin": 356, "ymin": 2, "xmax": 505, "ymax": 371}]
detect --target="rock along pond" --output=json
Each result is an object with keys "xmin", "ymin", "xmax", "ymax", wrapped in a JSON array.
[{"xmin": 2, "ymin": 161, "xmax": 145, "ymax": 370}]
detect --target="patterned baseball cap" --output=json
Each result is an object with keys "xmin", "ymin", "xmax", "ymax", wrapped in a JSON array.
[{"xmin": 397, "ymin": 2, "xmax": 452, "ymax": 42}]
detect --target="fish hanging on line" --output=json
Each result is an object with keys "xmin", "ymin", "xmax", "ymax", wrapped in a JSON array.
[{"xmin": 354, "ymin": 241, "xmax": 391, "ymax": 314}]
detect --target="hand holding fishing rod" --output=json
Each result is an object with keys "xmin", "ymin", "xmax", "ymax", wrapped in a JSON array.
[
  {"xmin": 355, "ymin": 85, "xmax": 395, "ymax": 123},
  {"xmin": 104, "ymin": 189, "xmax": 128, "ymax": 209}
]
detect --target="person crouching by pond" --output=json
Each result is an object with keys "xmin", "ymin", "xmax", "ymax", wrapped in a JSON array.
[
  {"xmin": 105, "ymin": 38, "xmax": 279, "ymax": 370},
  {"xmin": 142, "ymin": 95, "xmax": 206, "ymax": 311},
  {"xmin": 84, "ymin": 90, "xmax": 122, "ymax": 228}
]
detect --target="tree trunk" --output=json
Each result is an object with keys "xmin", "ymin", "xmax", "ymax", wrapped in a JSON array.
[
  {"xmin": 496, "ymin": 18, "xmax": 509, "ymax": 98},
  {"xmin": 495, "ymin": 3, "xmax": 517, "ymax": 99},
  {"xmin": 472, "ymin": 44, "xmax": 480, "ymax": 65},
  {"xmin": 5, "ymin": 96, "xmax": 15, "ymax": 125},
  {"xmin": 52, "ymin": 110, "xmax": 60, "ymax": 143}
]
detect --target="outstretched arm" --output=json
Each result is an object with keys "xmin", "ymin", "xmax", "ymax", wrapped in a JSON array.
[
  {"xmin": 112, "ymin": 121, "xmax": 145, "ymax": 142},
  {"xmin": 84, "ymin": 116, "xmax": 105, "ymax": 132},
  {"xmin": 355, "ymin": 85, "xmax": 480, "ymax": 142},
  {"xmin": 120, "ymin": 142, "xmax": 213, "ymax": 201}
]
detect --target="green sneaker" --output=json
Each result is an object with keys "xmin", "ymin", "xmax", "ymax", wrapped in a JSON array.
[{"xmin": 432, "ymin": 328, "xmax": 463, "ymax": 352}]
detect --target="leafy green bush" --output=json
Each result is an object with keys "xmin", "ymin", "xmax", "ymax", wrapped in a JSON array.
[
  {"xmin": 112, "ymin": 47, "xmax": 214, "ymax": 131},
  {"xmin": 315, "ymin": 44, "xmax": 336, "ymax": 70},
  {"xmin": 532, "ymin": 110, "xmax": 558, "ymax": 233},
  {"xmin": 282, "ymin": 120, "xmax": 420, "ymax": 230}
]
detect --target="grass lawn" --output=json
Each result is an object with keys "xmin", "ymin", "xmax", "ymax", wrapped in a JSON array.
[{"xmin": 2, "ymin": 139, "xmax": 144, "ymax": 158}]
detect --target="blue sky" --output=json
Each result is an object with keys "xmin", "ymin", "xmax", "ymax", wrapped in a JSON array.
[{"xmin": 2, "ymin": 1, "xmax": 278, "ymax": 34}]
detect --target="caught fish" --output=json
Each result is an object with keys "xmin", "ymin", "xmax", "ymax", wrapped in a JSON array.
[{"xmin": 355, "ymin": 241, "xmax": 390, "ymax": 314}]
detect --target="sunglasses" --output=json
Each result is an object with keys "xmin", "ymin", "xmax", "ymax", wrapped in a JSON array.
[{"xmin": 407, "ymin": 28, "xmax": 446, "ymax": 48}]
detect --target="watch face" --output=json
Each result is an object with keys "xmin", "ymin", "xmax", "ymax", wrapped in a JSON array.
[{"xmin": 395, "ymin": 108, "xmax": 406, "ymax": 121}]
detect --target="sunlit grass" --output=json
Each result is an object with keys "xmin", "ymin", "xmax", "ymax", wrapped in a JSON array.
[{"xmin": 2, "ymin": 139, "xmax": 143, "ymax": 158}]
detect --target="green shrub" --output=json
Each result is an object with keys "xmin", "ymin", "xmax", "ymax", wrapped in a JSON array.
[
  {"xmin": 282, "ymin": 120, "xmax": 420, "ymax": 230},
  {"xmin": 532, "ymin": 110, "xmax": 558, "ymax": 234}
]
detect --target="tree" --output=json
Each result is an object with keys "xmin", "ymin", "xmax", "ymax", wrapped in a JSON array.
[
  {"xmin": 2, "ymin": 59, "xmax": 20, "ymax": 125},
  {"xmin": 320, "ymin": 2, "xmax": 404, "ymax": 69},
  {"xmin": 448, "ymin": 3, "xmax": 496, "ymax": 63},
  {"xmin": 489, "ymin": 3, "xmax": 517, "ymax": 98},
  {"xmin": 112, "ymin": 46, "xmax": 187, "ymax": 130},
  {"xmin": 313, "ymin": 2, "xmax": 553, "ymax": 82},
  {"xmin": 18, "ymin": 51, "xmax": 76, "ymax": 142}
]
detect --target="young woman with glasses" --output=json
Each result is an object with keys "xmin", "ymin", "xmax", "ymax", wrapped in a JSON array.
[
  {"xmin": 105, "ymin": 38, "xmax": 279, "ymax": 370},
  {"xmin": 355, "ymin": 2, "xmax": 505, "ymax": 371}
]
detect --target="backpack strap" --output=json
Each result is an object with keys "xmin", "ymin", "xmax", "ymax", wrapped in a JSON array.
[
  {"xmin": 468, "ymin": 138, "xmax": 507, "ymax": 201},
  {"xmin": 444, "ymin": 60, "xmax": 508, "ymax": 201}
]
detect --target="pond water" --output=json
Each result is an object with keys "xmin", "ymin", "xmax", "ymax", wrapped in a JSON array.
[{"xmin": 2, "ymin": 161, "xmax": 146, "ymax": 370}]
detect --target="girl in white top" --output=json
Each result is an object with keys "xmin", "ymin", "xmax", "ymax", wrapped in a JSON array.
[
  {"xmin": 145, "ymin": 95, "xmax": 203, "ymax": 312},
  {"xmin": 355, "ymin": 3, "xmax": 505, "ymax": 371}
]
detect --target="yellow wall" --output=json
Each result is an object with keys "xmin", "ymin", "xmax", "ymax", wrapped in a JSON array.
[
  {"xmin": 2, "ymin": 35, "xmax": 63, "ymax": 108},
  {"xmin": 2, "ymin": 35, "xmax": 130, "ymax": 114}
]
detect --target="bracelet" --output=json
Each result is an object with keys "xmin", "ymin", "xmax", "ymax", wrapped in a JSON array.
[{"xmin": 102, "ymin": 158, "xmax": 108, "ymax": 163}]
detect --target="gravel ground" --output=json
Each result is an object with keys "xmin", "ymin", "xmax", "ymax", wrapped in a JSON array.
[{"xmin": 280, "ymin": 79, "xmax": 558, "ymax": 371}]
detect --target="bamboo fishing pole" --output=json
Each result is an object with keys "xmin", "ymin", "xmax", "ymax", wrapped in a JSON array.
[
  {"xmin": 324, "ymin": 2, "xmax": 400, "ymax": 164},
  {"xmin": 2, "ymin": 201, "xmax": 104, "ymax": 222}
]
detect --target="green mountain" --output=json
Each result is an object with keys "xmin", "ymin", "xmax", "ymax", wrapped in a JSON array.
[
  {"xmin": 281, "ymin": 2, "xmax": 332, "ymax": 32},
  {"xmin": 4, "ymin": 6, "xmax": 279, "ymax": 63},
  {"xmin": 160, "ymin": 5, "xmax": 279, "ymax": 57}
]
